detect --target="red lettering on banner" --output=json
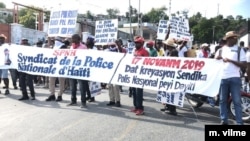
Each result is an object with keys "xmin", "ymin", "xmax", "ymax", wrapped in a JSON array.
[
  {"xmin": 180, "ymin": 60, "xmax": 205, "ymax": 70},
  {"xmin": 53, "ymin": 50, "xmax": 76, "ymax": 56},
  {"xmin": 132, "ymin": 57, "xmax": 142, "ymax": 64},
  {"xmin": 143, "ymin": 58, "xmax": 181, "ymax": 68}
]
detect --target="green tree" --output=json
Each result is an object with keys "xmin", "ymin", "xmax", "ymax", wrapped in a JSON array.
[
  {"xmin": 106, "ymin": 8, "xmax": 120, "ymax": 19},
  {"xmin": 142, "ymin": 6, "xmax": 168, "ymax": 23},
  {"xmin": 0, "ymin": 2, "xmax": 6, "ymax": 8},
  {"xmin": 86, "ymin": 10, "xmax": 94, "ymax": 20},
  {"xmin": 5, "ymin": 14, "xmax": 13, "ymax": 24},
  {"xmin": 18, "ymin": 7, "xmax": 38, "ymax": 29}
]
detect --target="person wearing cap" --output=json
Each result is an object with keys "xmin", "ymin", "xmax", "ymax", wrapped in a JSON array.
[
  {"xmin": 160, "ymin": 38, "xmax": 178, "ymax": 115},
  {"xmin": 215, "ymin": 31, "xmax": 246, "ymax": 125},
  {"xmin": 45, "ymin": 36, "xmax": 67, "ymax": 102},
  {"xmin": 196, "ymin": 43, "xmax": 210, "ymax": 58},
  {"xmin": 105, "ymin": 39, "xmax": 127, "ymax": 107},
  {"xmin": 130, "ymin": 36, "xmax": 149, "ymax": 116},
  {"xmin": 0, "ymin": 34, "xmax": 10, "ymax": 95},
  {"xmin": 146, "ymin": 40, "xmax": 158, "ymax": 57},
  {"xmin": 18, "ymin": 38, "xmax": 36, "ymax": 100},
  {"xmin": 67, "ymin": 34, "xmax": 89, "ymax": 108}
]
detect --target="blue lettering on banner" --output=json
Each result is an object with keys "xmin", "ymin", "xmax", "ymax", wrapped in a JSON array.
[
  {"xmin": 60, "ymin": 11, "xmax": 68, "ymax": 18},
  {"xmin": 17, "ymin": 53, "xmax": 57, "ymax": 64},
  {"xmin": 159, "ymin": 80, "xmax": 173, "ymax": 90},
  {"xmin": 49, "ymin": 28, "xmax": 59, "ymax": 34},
  {"xmin": 49, "ymin": 20, "xmax": 59, "ymax": 26},
  {"xmin": 170, "ymin": 93, "xmax": 175, "ymax": 104},
  {"xmin": 51, "ymin": 11, "xmax": 60, "ymax": 19},
  {"xmin": 67, "ymin": 10, "xmax": 78, "ymax": 18},
  {"xmin": 83, "ymin": 56, "xmax": 113, "ymax": 69},
  {"xmin": 18, "ymin": 63, "xmax": 56, "ymax": 74},
  {"xmin": 117, "ymin": 74, "xmax": 130, "ymax": 83},
  {"xmin": 132, "ymin": 75, "xmax": 158, "ymax": 87},
  {"xmin": 67, "ymin": 66, "xmax": 90, "ymax": 77},
  {"xmin": 59, "ymin": 57, "xmax": 71, "ymax": 65},
  {"xmin": 125, "ymin": 65, "xmax": 138, "ymax": 73},
  {"xmin": 67, "ymin": 19, "xmax": 76, "ymax": 25},
  {"xmin": 60, "ymin": 28, "xmax": 67, "ymax": 34},
  {"xmin": 67, "ymin": 28, "xmax": 75, "ymax": 35},
  {"xmin": 174, "ymin": 81, "xmax": 195, "ymax": 91},
  {"xmin": 59, "ymin": 19, "xmax": 66, "ymax": 25}
]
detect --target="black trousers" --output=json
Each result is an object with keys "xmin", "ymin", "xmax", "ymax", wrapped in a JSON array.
[{"xmin": 19, "ymin": 72, "xmax": 35, "ymax": 97}]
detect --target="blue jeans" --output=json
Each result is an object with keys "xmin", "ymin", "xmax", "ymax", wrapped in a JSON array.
[
  {"xmin": 70, "ymin": 79, "xmax": 88, "ymax": 103},
  {"xmin": 132, "ymin": 88, "xmax": 144, "ymax": 110},
  {"xmin": 219, "ymin": 77, "xmax": 243, "ymax": 125}
]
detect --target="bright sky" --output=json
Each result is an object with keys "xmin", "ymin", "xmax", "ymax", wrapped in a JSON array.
[{"xmin": 2, "ymin": 0, "xmax": 250, "ymax": 19}]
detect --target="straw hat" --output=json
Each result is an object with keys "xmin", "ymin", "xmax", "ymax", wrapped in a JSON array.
[
  {"xmin": 0, "ymin": 34, "xmax": 7, "ymax": 39},
  {"xmin": 223, "ymin": 31, "xmax": 239, "ymax": 40},
  {"xmin": 163, "ymin": 38, "xmax": 177, "ymax": 47}
]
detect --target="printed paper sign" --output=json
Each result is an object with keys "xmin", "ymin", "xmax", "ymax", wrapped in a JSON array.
[
  {"xmin": 95, "ymin": 19, "xmax": 118, "ymax": 45},
  {"xmin": 156, "ymin": 91, "xmax": 185, "ymax": 107},
  {"xmin": 167, "ymin": 16, "xmax": 191, "ymax": 41},
  {"xmin": 48, "ymin": 8, "xmax": 78, "ymax": 37},
  {"xmin": 157, "ymin": 20, "xmax": 168, "ymax": 40},
  {"xmin": 89, "ymin": 81, "xmax": 102, "ymax": 97}
]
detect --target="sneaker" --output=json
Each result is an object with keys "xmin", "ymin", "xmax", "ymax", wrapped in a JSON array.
[
  {"xmin": 80, "ymin": 103, "xmax": 87, "ymax": 108},
  {"xmin": 46, "ymin": 95, "xmax": 56, "ymax": 101},
  {"xmin": 14, "ymin": 86, "xmax": 18, "ymax": 89},
  {"xmin": 88, "ymin": 98, "xmax": 95, "ymax": 102},
  {"xmin": 55, "ymin": 96, "xmax": 62, "ymax": 102},
  {"xmin": 67, "ymin": 102, "xmax": 77, "ymax": 106},
  {"xmin": 5, "ymin": 89, "xmax": 10, "ymax": 95},
  {"xmin": 106, "ymin": 101, "xmax": 115, "ymax": 106},
  {"xmin": 221, "ymin": 122, "xmax": 228, "ymax": 125},
  {"xmin": 31, "ymin": 97, "xmax": 36, "ymax": 100},
  {"xmin": 131, "ymin": 108, "xmax": 138, "ymax": 113},
  {"xmin": 135, "ymin": 109, "xmax": 144, "ymax": 115}
]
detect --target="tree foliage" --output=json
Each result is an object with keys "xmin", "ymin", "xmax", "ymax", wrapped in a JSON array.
[
  {"xmin": 0, "ymin": 2, "xmax": 6, "ymax": 8},
  {"xmin": 142, "ymin": 6, "xmax": 168, "ymax": 23},
  {"xmin": 106, "ymin": 8, "xmax": 120, "ymax": 19}
]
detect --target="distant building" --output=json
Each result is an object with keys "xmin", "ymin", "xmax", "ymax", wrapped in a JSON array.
[{"xmin": 238, "ymin": 19, "xmax": 250, "ymax": 47}]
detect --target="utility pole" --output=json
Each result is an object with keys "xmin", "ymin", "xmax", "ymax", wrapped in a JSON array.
[
  {"xmin": 137, "ymin": 0, "xmax": 142, "ymax": 36},
  {"xmin": 212, "ymin": 26, "xmax": 215, "ymax": 44},
  {"xmin": 129, "ymin": 0, "xmax": 132, "ymax": 40},
  {"xmin": 12, "ymin": 2, "xmax": 45, "ymax": 31}
]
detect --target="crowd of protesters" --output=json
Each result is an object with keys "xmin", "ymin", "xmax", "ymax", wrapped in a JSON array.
[{"xmin": 0, "ymin": 29, "xmax": 249, "ymax": 125}]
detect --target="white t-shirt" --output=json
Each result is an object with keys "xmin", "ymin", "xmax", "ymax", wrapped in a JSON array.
[
  {"xmin": 178, "ymin": 45, "xmax": 188, "ymax": 57},
  {"xmin": 246, "ymin": 51, "xmax": 250, "ymax": 62},
  {"xmin": 215, "ymin": 45, "xmax": 246, "ymax": 79}
]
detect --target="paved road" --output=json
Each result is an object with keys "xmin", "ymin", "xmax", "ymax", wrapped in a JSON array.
[{"xmin": 0, "ymin": 83, "xmax": 248, "ymax": 141}]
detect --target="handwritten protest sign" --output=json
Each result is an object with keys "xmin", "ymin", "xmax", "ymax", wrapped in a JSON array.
[
  {"xmin": 48, "ymin": 8, "xmax": 78, "ymax": 37},
  {"xmin": 156, "ymin": 91, "xmax": 185, "ymax": 107},
  {"xmin": 126, "ymin": 42, "xmax": 135, "ymax": 55},
  {"xmin": 0, "ymin": 45, "xmax": 223, "ymax": 98},
  {"xmin": 95, "ymin": 19, "xmax": 118, "ymax": 45},
  {"xmin": 157, "ymin": 20, "xmax": 168, "ymax": 40},
  {"xmin": 167, "ymin": 16, "xmax": 191, "ymax": 41},
  {"xmin": 111, "ymin": 56, "xmax": 222, "ymax": 97}
]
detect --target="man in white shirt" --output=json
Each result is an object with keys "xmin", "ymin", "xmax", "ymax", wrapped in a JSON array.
[{"xmin": 215, "ymin": 31, "xmax": 246, "ymax": 125}]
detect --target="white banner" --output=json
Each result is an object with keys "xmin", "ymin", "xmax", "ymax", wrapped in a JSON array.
[
  {"xmin": 111, "ymin": 56, "xmax": 222, "ymax": 97},
  {"xmin": 48, "ymin": 8, "xmax": 78, "ymax": 37},
  {"xmin": 167, "ymin": 16, "xmax": 191, "ymax": 41},
  {"xmin": 0, "ymin": 45, "xmax": 223, "ymax": 97},
  {"xmin": 157, "ymin": 20, "xmax": 168, "ymax": 40},
  {"xmin": 94, "ymin": 19, "xmax": 118, "ymax": 45}
]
